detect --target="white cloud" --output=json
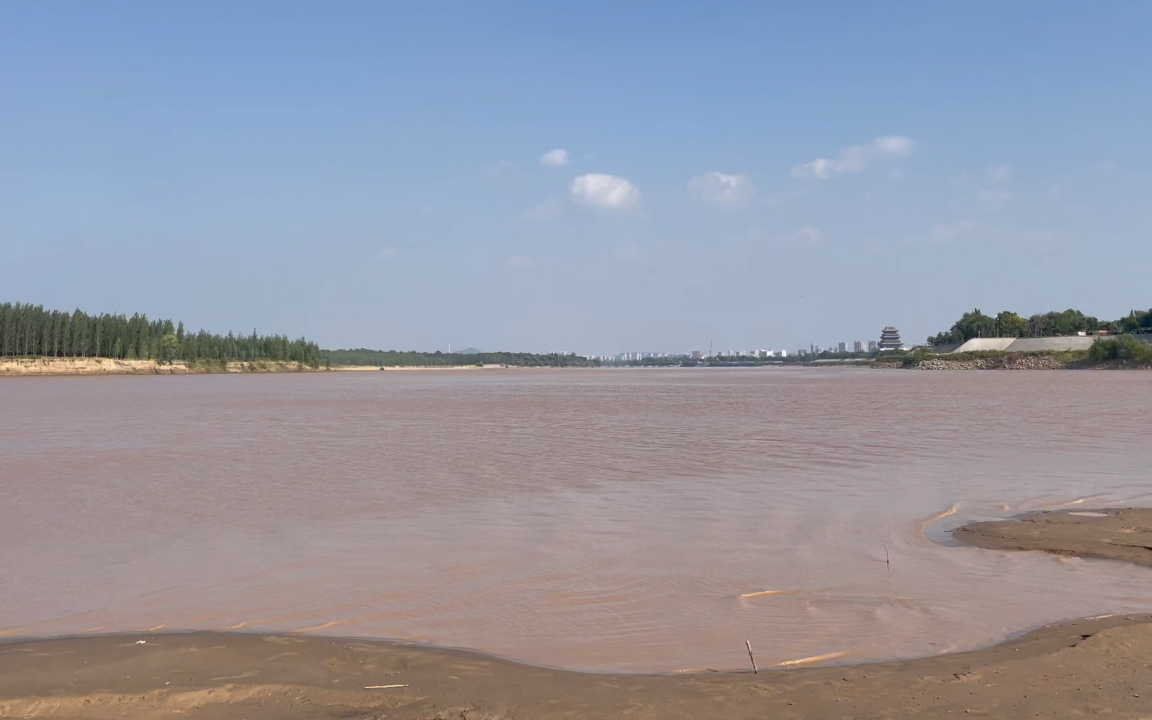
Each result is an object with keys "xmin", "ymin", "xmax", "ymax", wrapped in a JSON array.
[
  {"xmin": 615, "ymin": 245, "xmax": 642, "ymax": 260},
  {"xmin": 784, "ymin": 226, "xmax": 822, "ymax": 245},
  {"xmin": 791, "ymin": 135, "xmax": 915, "ymax": 181},
  {"xmin": 506, "ymin": 255, "xmax": 536, "ymax": 270},
  {"xmin": 872, "ymin": 136, "xmax": 914, "ymax": 155},
  {"xmin": 523, "ymin": 199, "xmax": 563, "ymax": 221},
  {"xmin": 688, "ymin": 172, "xmax": 755, "ymax": 207},
  {"xmin": 986, "ymin": 164, "xmax": 1013, "ymax": 182},
  {"xmin": 976, "ymin": 188, "xmax": 1012, "ymax": 208},
  {"xmin": 569, "ymin": 173, "xmax": 641, "ymax": 210},
  {"xmin": 540, "ymin": 149, "xmax": 570, "ymax": 167},
  {"xmin": 378, "ymin": 247, "xmax": 400, "ymax": 260}
]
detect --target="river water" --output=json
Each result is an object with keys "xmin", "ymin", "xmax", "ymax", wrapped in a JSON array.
[{"xmin": 3, "ymin": 368, "xmax": 1152, "ymax": 672}]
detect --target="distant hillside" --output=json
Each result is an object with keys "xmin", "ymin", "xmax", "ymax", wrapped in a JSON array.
[{"xmin": 456, "ymin": 347, "xmax": 482, "ymax": 355}]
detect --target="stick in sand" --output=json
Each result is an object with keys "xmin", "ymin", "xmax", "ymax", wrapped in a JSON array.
[
  {"xmin": 745, "ymin": 640, "xmax": 758, "ymax": 674},
  {"xmin": 364, "ymin": 684, "xmax": 409, "ymax": 689},
  {"xmin": 884, "ymin": 544, "xmax": 890, "ymax": 573}
]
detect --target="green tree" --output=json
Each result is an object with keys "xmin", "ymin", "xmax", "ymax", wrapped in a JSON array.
[
  {"xmin": 995, "ymin": 311, "xmax": 1029, "ymax": 337},
  {"xmin": 159, "ymin": 333, "xmax": 179, "ymax": 364}
]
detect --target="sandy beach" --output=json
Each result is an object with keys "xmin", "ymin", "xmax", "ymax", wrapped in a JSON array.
[
  {"xmin": 0, "ymin": 358, "xmax": 318, "ymax": 377},
  {"xmin": 5, "ymin": 508, "xmax": 1152, "ymax": 719}
]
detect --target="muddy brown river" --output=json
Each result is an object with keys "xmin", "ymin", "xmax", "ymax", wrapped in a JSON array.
[{"xmin": 3, "ymin": 368, "xmax": 1152, "ymax": 671}]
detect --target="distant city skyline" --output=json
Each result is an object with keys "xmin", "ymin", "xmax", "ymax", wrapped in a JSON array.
[
  {"xmin": 593, "ymin": 330, "xmax": 897, "ymax": 362},
  {"xmin": 3, "ymin": 3, "xmax": 1150, "ymax": 351}
]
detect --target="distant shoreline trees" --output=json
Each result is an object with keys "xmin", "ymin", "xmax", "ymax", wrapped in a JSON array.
[
  {"xmin": 0, "ymin": 302, "xmax": 322, "ymax": 367},
  {"xmin": 928, "ymin": 308, "xmax": 1152, "ymax": 346},
  {"xmin": 323, "ymin": 348, "xmax": 599, "ymax": 368}
]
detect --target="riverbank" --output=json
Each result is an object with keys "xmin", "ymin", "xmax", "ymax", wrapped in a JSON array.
[
  {"xmin": 879, "ymin": 351, "xmax": 1076, "ymax": 370},
  {"xmin": 4, "ymin": 509, "xmax": 1152, "ymax": 719},
  {"xmin": 873, "ymin": 349, "xmax": 1152, "ymax": 370},
  {"xmin": 0, "ymin": 357, "xmax": 320, "ymax": 376}
]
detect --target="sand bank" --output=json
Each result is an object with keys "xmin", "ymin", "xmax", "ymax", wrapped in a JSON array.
[
  {"xmin": 954, "ymin": 507, "xmax": 1152, "ymax": 567},
  {"xmin": 0, "ymin": 358, "xmax": 318, "ymax": 377},
  {"xmin": 5, "ymin": 509, "xmax": 1152, "ymax": 719}
]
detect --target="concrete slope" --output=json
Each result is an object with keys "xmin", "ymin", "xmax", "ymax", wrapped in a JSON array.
[
  {"xmin": 1005, "ymin": 337, "xmax": 1096, "ymax": 352},
  {"xmin": 951, "ymin": 338, "xmax": 1015, "ymax": 353},
  {"xmin": 951, "ymin": 336, "xmax": 1102, "ymax": 354}
]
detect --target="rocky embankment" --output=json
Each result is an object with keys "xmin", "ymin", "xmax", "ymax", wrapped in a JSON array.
[{"xmin": 910, "ymin": 354, "xmax": 1069, "ymax": 370}]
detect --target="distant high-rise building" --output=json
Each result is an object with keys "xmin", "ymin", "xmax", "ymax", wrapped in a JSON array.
[
  {"xmin": 879, "ymin": 326, "xmax": 903, "ymax": 350},
  {"xmin": 853, "ymin": 340, "xmax": 865, "ymax": 352},
  {"xmin": 837, "ymin": 341, "xmax": 847, "ymax": 353},
  {"xmin": 868, "ymin": 340, "xmax": 878, "ymax": 352}
]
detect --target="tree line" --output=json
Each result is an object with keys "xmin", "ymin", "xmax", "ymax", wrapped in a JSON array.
[
  {"xmin": 928, "ymin": 307, "xmax": 1152, "ymax": 346},
  {"xmin": 0, "ymin": 302, "xmax": 323, "ymax": 367},
  {"xmin": 324, "ymin": 348, "xmax": 599, "ymax": 368}
]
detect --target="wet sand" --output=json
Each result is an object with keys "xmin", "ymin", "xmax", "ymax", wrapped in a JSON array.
[
  {"xmin": 954, "ymin": 507, "xmax": 1152, "ymax": 567},
  {"xmin": 5, "ymin": 510, "xmax": 1152, "ymax": 719}
]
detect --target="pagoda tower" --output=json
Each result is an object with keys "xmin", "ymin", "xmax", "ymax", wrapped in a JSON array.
[{"xmin": 878, "ymin": 326, "xmax": 903, "ymax": 350}]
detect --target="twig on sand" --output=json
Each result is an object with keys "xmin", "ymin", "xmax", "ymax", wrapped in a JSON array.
[
  {"xmin": 745, "ymin": 640, "xmax": 758, "ymax": 674},
  {"xmin": 364, "ymin": 684, "xmax": 409, "ymax": 689},
  {"xmin": 884, "ymin": 544, "xmax": 890, "ymax": 573}
]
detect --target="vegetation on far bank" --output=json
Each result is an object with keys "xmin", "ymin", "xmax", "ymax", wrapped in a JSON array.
[
  {"xmin": 323, "ymin": 348, "xmax": 599, "ymax": 368},
  {"xmin": 0, "ymin": 302, "xmax": 322, "ymax": 367},
  {"xmin": 1087, "ymin": 334, "xmax": 1152, "ymax": 365},
  {"xmin": 928, "ymin": 307, "xmax": 1152, "ymax": 346}
]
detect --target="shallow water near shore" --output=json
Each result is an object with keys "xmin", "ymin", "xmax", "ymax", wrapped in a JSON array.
[{"xmin": 3, "ymin": 368, "xmax": 1152, "ymax": 672}]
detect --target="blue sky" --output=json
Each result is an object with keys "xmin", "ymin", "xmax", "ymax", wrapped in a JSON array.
[{"xmin": 2, "ymin": 2, "xmax": 1150, "ymax": 354}]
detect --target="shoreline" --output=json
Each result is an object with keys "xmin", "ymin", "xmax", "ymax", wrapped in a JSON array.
[
  {"xmin": 5, "ymin": 509, "xmax": 1152, "ymax": 718},
  {"xmin": 7, "ymin": 357, "xmax": 1148, "ymax": 376},
  {"xmin": 0, "ymin": 357, "xmax": 320, "ymax": 377},
  {"xmin": 333, "ymin": 364, "xmax": 519, "ymax": 371}
]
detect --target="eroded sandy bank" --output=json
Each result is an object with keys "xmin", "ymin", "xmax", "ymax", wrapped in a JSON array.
[{"xmin": 0, "ymin": 358, "xmax": 319, "ymax": 376}]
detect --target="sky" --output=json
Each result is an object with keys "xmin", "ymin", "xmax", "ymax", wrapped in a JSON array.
[{"xmin": 2, "ymin": 1, "xmax": 1150, "ymax": 355}]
